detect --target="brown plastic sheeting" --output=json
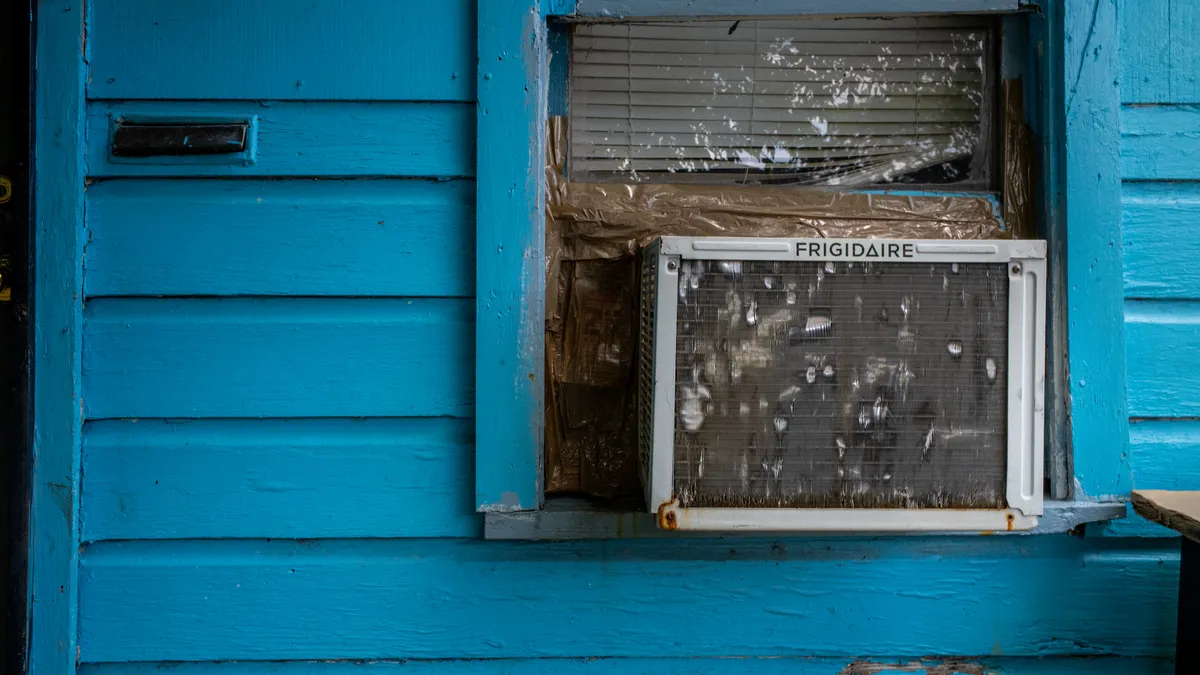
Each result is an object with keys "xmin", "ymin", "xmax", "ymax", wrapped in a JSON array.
[
  {"xmin": 1004, "ymin": 78, "xmax": 1037, "ymax": 241},
  {"xmin": 543, "ymin": 116, "xmax": 1018, "ymax": 498}
]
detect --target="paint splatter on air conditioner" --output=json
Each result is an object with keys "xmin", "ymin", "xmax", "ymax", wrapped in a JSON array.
[{"xmin": 647, "ymin": 252, "xmax": 1011, "ymax": 511}]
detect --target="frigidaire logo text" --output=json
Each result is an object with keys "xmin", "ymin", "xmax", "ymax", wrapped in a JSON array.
[{"xmin": 796, "ymin": 241, "xmax": 916, "ymax": 259}]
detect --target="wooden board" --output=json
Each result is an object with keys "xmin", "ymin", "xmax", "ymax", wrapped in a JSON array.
[
  {"xmin": 30, "ymin": 2, "xmax": 87, "ymax": 674},
  {"xmin": 87, "ymin": 0, "xmax": 475, "ymax": 102},
  {"xmin": 85, "ymin": 101, "xmax": 474, "ymax": 178},
  {"xmin": 1169, "ymin": 0, "xmax": 1200, "ymax": 101},
  {"xmin": 1119, "ymin": 0, "xmax": 1172, "ymax": 103},
  {"xmin": 474, "ymin": 0, "xmax": 547, "ymax": 512},
  {"xmin": 1132, "ymin": 490, "xmax": 1200, "ymax": 543},
  {"xmin": 82, "ymin": 298, "xmax": 474, "ymax": 419},
  {"xmin": 77, "ymin": 537, "xmax": 1179, "ymax": 662},
  {"xmin": 1122, "ymin": 182, "xmax": 1200, "ymax": 299},
  {"xmin": 77, "ymin": 657, "xmax": 1178, "ymax": 675},
  {"xmin": 85, "ymin": 179, "xmax": 474, "ymax": 298},
  {"xmin": 1064, "ymin": 0, "xmax": 1131, "ymax": 498},
  {"xmin": 1121, "ymin": 105, "xmax": 1200, "ymax": 180},
  {"xmin": 1119, "ymin": 0, "xmax": 1200, "ymax": 103},
  {"xmin": 81, "ymin": 418, "xmax": 479, "ymax": 541},
  {"xmin": 1124, "ymin": 300, "xmax": 1200, "ymax": 417}
]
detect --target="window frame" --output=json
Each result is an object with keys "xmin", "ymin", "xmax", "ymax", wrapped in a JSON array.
[{"xmin": 475, "ymin": 0, "xmax": 1131, "ymax": 536}]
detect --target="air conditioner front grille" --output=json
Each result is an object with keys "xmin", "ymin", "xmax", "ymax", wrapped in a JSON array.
[{"xmin": 670, "ymin": 257, "xmax": 1010, "ymax": 511}]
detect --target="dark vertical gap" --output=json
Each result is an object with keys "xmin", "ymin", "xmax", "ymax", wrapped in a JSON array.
[
  {"xmin": 1034, "ymin": 1, "xmax": 1072, "ymax": 499},
  {"xmin": 548, "ymin": 22, "xmax": 571, "ymax": 180},
  {"xmin": 1178, "ymin": 536, "xmax": 1198, "ymax": 675},
  {"xmin": 0, "ymin": 0, "xmax": 33, "ymax": 672},
  {"xmin": 547, "ymin": 21, "xmax": 570, "ymax": 119}
]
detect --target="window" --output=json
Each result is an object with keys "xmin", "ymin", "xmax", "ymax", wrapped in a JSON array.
[{"xmin": 475, "ymin": 1, "xmax": 1114, "ymax": 537}]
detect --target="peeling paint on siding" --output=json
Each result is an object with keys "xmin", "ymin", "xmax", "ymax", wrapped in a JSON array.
[{"xmin": 840, "ymin": 659, "xmax": 986, "ymax": 675}]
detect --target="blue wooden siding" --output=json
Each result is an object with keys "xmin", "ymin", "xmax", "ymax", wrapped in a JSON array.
[
  {"xmin": 81, "ymin": 418, "xmax": 478, "ymax": 540},
  {"xmin": 85, "ymin": 102, "xmax": 474, "ymax": 178},
  {"xmin": 86, "ymin": 180, "xmax": 474, "ymax": 297},
  {"xmin": 83, "ymin": 298, "xmax": 474, "ymax": 418},
  {"xmin": 74, "ymin": 657, "xmax": 1186, "ymax": 675},
  {"xmin": 26, "ymin": 1, "xmax": 1182, "ymax": 673},
  {"xmin": 72, "ymin": 661, "xmax": 1176, "ymax": 675},
  {"xmin": 1118, "ymin": 0, "xmax": 1200, "ymax": 104},
  {"xmin": 29, "ymin": 1, "xmax": 86, "ymax": 673},
  {"xmin": 1109, "ymin": 0, "xmax": 1200, "ymax": 537},
  {"xmin": 86, "ymin": 0, "xmax": 475, "ymax": 102},
  {"xmin": 77, "ymin": 537, "xmax": 1177, "ymax": 662}
]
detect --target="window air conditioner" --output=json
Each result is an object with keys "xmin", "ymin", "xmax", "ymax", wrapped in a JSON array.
[{"xmin": 639, "ymin": 237, "xmax": 1046, "ymax": 532}]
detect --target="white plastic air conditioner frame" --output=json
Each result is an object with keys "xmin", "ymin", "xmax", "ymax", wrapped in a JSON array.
[{"xmin": 644, "ymin": 236, "xmax": 1047, "ymax": 533}]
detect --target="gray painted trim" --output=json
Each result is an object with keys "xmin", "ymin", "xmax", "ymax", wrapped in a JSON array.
[
  {"xmin": 567, "ymin": 0, "xmax": 1033, "ymax": 19},
  {"xmin": 484, "ymin": 499, "xmax": 1127, "ymax": 540}
]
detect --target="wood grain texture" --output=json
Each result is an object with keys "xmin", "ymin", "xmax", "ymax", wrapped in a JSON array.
[
  {"xmin": 81, "ymin": 418, "xmax": 479, "ymax": 541},
  {"xmin": 1133, "ymin": 490, "xmax": 1200, "ymax": 543},
  {"xmin": 82, "ymin": 298, "xmax": 474, "ymax": 419},
  {"xmin": 1122, "ymin": 182, "xmax": 1200, "ymax": 299},
  {"xmin": 86, "ymin": 102, "xmax": 474, "ymax": 178},
  {"xmin": 30, "ymin": 2, "xmax": 86, "ymax": 674},
  {"xmin": 1124, "ymin": 300, "xmax": 1200, "ymax": 417},
  {"xmin": 85, "ymin": 179, "xmax": 475, "ymax": 298},
  {"xmin": 1168, "ymin": 0, "xmax": 1200, "ymax": 102},
  {"xmin": 1129, "ymin": 421, "xmax": 1200, "ymax": 493},
  {"xmin": 1064, "ymin": 0, "xmax": 1131, "ymax": 498},
  {"xmin": 1119, "ymin": 0, "xmax": 1172, "ymax": 103},
  {"xmin": 1118, "ymin": 0, "xmax": 1200, "ymax": 103},
  {"xmin": 475, "ymin": 0, "xmax": 546, "ymax": 512},
  {"xmin": 76, "ymin": 537, "xmax": 1179, "ymax": 662},
  {"xmin": 77, "ymin": 657, "xmax": 1177, "ymax": 675},
  {"xmin": 1121, "ymin": 105, "xmax": 1200, "ymax": 180},
  {"xmin": 87, "ymin": 0, "xmax": 475, "ymax": 102}
]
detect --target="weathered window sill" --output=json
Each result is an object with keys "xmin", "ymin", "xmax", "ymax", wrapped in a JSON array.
[{"xmin": 483, "ymin": 498, "xmax": 1127, "ymax": 540}]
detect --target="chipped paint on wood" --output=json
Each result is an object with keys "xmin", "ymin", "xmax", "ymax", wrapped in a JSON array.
[{"xmin": 840, "ymin": 660, "xmax": 985, "ymax": 675}]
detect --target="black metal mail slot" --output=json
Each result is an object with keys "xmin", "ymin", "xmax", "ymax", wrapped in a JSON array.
[{"xmin": 111, "ymin": 121, "xmax": 249, "ymax": 157}]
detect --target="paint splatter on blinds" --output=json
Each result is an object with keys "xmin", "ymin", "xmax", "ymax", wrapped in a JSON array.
[{"xmin": 568, "ymin": 17, "xmax": 995, "ymax": 187}]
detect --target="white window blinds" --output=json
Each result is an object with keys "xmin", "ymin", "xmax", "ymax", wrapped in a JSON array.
[{"xmin": 568, "ymin": 17, "xmax": 994, "ymax": 187}]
